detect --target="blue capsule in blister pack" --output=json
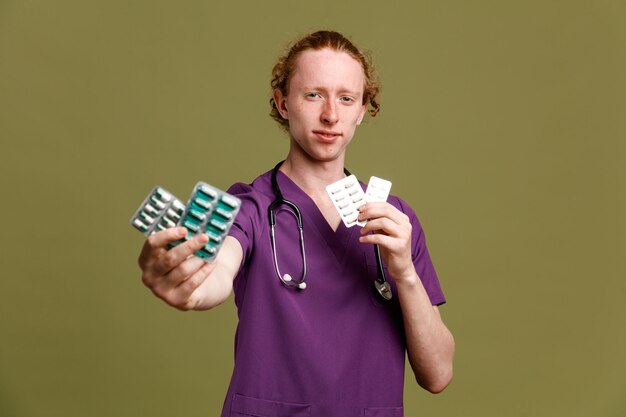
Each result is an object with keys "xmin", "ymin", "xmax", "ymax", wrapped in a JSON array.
[
  {"xmin": 169, "ymin": 182, "xmax": 241, "ymax": 261},
  {"xmin": 131, "ymin": 183, "xmax": 241, "ymax": 261}
]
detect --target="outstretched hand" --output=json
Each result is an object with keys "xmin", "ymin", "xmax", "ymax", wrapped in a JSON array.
[{"xmin": 138, "ymin": 227, "xmax": 217, "ymax": 310}]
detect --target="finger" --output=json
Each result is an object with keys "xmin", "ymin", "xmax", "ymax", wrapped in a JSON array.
[
  {"xmin": 359, "ymin": 233, "xmax": 410, "ymax": 259},
  {"xmin": 138, "ymin": 227, "xmax": 187, "ymax": 268},
  {"xmin": 359, "ymin": 202, "xmax": 408, "ymax": 224},
  {"xmin": 150, "ymin": 259, "xmax": 214, "ymax": 309},
  {"xmin": 160, "ymin": 255, "xmax": 207, "ymax": 287},
  {"xmin": 172, "ymin": 261, "xmax": 217, "ymax": 305},
  {"xmin": 153, "ymin": 233, "xmax": 209, "ymax": 276},
  {"xmin": 360, "ymin": 217, "xmax": 403, "ymax": 237},
  {"xmin": 358, "ymin": 232, "xmax": 396, "ymax": 248},
  {"xmin": 358, "ymin": 203, "xmax": 408, "ymax": 225}
]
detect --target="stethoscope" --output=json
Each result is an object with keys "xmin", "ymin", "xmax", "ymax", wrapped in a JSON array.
[{"xmin": 268, "ymin": 161, "xmax": 393, "ymax": 301}]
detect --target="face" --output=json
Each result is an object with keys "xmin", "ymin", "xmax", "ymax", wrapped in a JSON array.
[{"xmin": 273, "ymin": 48, "xmax": 368, "ymax": 163}]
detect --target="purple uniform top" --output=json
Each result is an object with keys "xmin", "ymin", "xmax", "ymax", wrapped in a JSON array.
[{"xmin": 222, "ymin": 168, "xmax": 445, "ymax": 417}]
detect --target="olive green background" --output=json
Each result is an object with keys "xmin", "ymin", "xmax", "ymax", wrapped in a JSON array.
[{"xmin": 1, "ymin": 1, "xmax": 624, "ymax": 416}]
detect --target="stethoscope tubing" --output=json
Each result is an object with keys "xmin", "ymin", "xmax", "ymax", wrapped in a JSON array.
[
  {"xmin": 268, "ymin": 160, "xmax": 391, "ymax": 300},
  {"xmin": 269, "ymin": 200, "xmax": 307, "ymax": 289}
]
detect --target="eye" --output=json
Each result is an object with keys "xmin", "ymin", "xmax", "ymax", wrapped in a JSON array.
[
  {"xmin": 339, "ymin": 96, "xmax": 355, "ymax": 104},
  {"xmin": 306, "ymin": 92, "xmax": 322, "ymax": 99}
]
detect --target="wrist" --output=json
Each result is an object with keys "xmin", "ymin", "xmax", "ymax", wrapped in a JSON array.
[{"xmin": 390, "ymin": 268, "xmax": 419, "ymax": 287}]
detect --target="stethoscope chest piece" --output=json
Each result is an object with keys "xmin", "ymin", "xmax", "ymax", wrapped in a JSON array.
[
  {"xmin": 270, "ymin": 160, "xmax": 393, "ymax": 301},
  {"xmin": 374, "ymin": 280, "xmax": 393, "ymax": 301}
]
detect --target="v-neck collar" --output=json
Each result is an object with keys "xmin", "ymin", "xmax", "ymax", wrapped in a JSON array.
[{"xmin": 272, "ymin": 170, "xmax": 358, "ymax": 266}]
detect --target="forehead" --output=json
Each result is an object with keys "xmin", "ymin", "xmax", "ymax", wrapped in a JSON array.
[{"xmin": 289, "ymin": 48, "xmax": 365, "ymax": 94}]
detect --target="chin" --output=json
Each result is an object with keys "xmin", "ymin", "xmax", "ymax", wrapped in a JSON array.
[
  {"xmin": 309, "ymin": 148, "xmax": 344, "ymax": 162},
  {"xmin": 291, "ymin": 137, "xmax": 347, "ymax": 163}
]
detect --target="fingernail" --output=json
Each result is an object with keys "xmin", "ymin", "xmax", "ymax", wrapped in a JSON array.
[{"xmin": 177, "ymin": 227, "xmax": 187, "ymax": 237}]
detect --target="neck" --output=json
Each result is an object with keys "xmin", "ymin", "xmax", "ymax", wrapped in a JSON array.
[{"xmin": 280, "ymin": 151, "xmax": 347, "ymax": 196}]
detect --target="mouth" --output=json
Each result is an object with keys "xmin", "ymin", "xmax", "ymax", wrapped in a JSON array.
[{"xmin": 313, "ymin": 130, "xmax": 342, "ymax": 142}]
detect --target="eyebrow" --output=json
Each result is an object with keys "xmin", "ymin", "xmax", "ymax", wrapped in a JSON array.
[{"xmin": 304, "ymin": 86, "xmax": 363, "ymax": 96}]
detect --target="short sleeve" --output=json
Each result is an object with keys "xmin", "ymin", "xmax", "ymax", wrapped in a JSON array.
[
  {"xmin": 396, "ymin": 197, "xmax": 446, "ymax": 306},
  {"xmin": 226, "ymin": 182, "xmax": 265, "ymax": 269}
]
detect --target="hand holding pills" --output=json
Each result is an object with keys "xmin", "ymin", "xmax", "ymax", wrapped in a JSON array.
[
  {"xmin": 358, "ymin": 202, "xmax": 415, "ymax": 285},
  {"xmin": 325, "ymin": 175, "xmax": 393, "ymax": 227},
  {"xmin": 138, "ymin": 227, "xmax": 218, "ymax": 310},
  {"xmin": 325, "ymin": 174, "xmax": 415, "ymax": 284},
  {"xmin": 132, "ymin": 182, "xmax": 242, "ymax": 310}
]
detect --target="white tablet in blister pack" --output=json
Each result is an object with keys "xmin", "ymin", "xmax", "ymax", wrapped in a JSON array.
[
  {"xmin": 325, "ymin": 175, "xmax": 367, "ymax": 227},
  {"xmin": 365, "ymin": 176, "xmax": 392, "ymax": 203},
  {"xmin": 326, "ymin": 174, "xmax": 393, "ymax": 228}
]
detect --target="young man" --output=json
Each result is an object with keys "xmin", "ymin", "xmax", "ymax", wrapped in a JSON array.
[{"xmin": 138, "ymin": 30, "xmax": 454, "ymax": 417}]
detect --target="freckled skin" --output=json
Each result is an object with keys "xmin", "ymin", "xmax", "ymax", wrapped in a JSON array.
[{"xmin": 273, "ymin": 48, "xmax": 368, "ymax": 164}]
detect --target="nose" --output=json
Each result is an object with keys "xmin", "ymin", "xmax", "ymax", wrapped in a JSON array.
[{"xmin": 321, "ymin": 100, "xmax": 338, "ymax": 125}]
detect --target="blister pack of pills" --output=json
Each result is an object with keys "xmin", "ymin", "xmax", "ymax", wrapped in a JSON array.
[
  {"xmin": 130, "ymin": 186, "xmax": 186, "ymax": 235},
  {"xmin": 326, "ymin": 175, "xmax": 392, "ymax": 228},
  {"xmin": 325, "ymin": 175, "xmax": 368, "ymax": 227},
  {"xmin": 365, "ymin": 176, "xmax": 392, "ymax": 203},
  {"xmin": 169, "ymin": 182, "xmax": 241, "ymax": 261},
  {"xmin": 130, "ymin": 182, "xmax": 241, "ymax": 262}
]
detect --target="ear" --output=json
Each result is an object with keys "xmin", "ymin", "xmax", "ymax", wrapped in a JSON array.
[
  {"xmin": 356, "ymin": 103, "xmax": 367, "ymax": 125},
  {"xmin": 273, "ymin": 89, "xmax": 289, "ymax": 120}
]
